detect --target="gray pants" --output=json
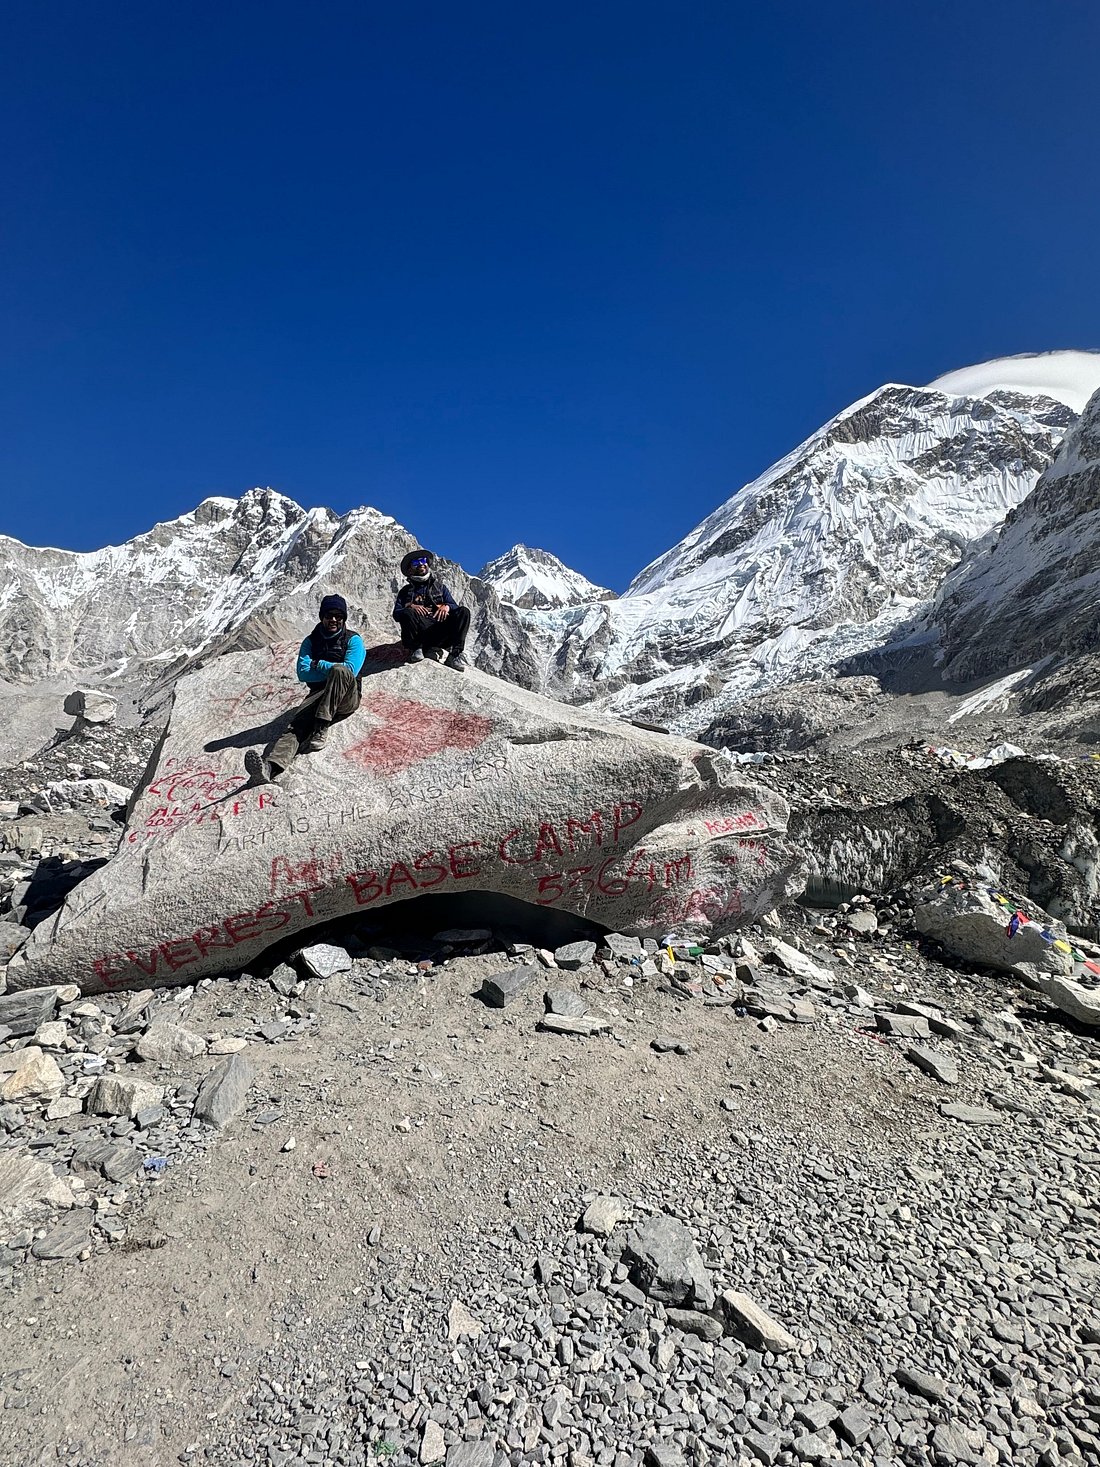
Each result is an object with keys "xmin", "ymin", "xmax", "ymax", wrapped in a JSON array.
[{"xmin": 270, "ymin": 666, "xmax": 361, "ymax": 771}]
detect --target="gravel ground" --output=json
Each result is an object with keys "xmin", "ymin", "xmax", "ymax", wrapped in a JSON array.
[
  {"xmin": 1, "ymin": 908, "xmax": 1097, "ymax": 1467},
  {"xmin": 0, "ymin": 718, "xmax": 158, "ymax": 804}
]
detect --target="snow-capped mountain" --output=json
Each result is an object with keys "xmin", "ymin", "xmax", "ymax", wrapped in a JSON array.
[
  {"xmin": 0, "ymin": 488, "xmax": 538, "ymax": 690},
  {"xmin": 479, "ymin": 545, "xmax": 614, "ymax": 610},
  {"xmin": 523, "ymin": 353, "xmax": 1100, "ymax": 733},
  {"xmin": 934, "ymin": 382, "xmax": 1100, "ymax": 686},
  {"xmin": 4, "ymin": 351, "xmax": 1099, "ymax": 750}
]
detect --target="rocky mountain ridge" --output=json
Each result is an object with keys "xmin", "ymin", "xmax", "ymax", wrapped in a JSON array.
[
  {"xmin": 934, "ymin": 384, "xmax": 1100, "ymax": 694},
  {"xmin": 524, "ymin": 380, "xmax": 1087, "ymax": 734},
  {"xmin": 0, "ymin": 488, "xmax": 539, "ymax": 696},
  {"xmin": 3, "ymin": 353, "xmax": 1100, "ymax": 756}
]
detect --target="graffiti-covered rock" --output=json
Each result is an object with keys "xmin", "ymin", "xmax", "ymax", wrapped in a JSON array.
[{"xmin": 7, "ymin": 643, "xmax": 804, "ymax": 993}]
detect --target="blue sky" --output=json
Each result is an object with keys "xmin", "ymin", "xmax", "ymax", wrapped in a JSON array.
[{"xmin": 2, "ymin": 1, "xmax": 1099, "ymax": 590}]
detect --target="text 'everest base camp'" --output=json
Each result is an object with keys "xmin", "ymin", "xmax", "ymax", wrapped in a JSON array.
[{"xmin": 7, "ymin": 648, "xmax": 801, "ymax": 994}]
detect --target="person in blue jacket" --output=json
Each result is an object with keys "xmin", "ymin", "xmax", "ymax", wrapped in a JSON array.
[
  {"xmin": 393, "ymin": 550, "xmax": 471, "ymax": 670},
  {"xmin": 263, "ymin": 594, "xmax": 366, "ymax": 777}
]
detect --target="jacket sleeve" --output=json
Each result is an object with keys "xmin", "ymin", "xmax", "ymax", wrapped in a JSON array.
[
  {"xmin": 344, "ymin": 634, "xmax": 366, "ymax": 676},
  {"xmin": 439, "ymin": 582, "xmax": 459, "ymax": 612},
  {"xmin": 393, "ymin": 586, "xmax": 409, "ymax": 621},
  {"xmin": 296, "ymin": 637, "xmax": 325, "ymax": 685}
]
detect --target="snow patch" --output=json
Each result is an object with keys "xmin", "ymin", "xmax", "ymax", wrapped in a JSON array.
[{"xmin": 947, "ymin": 669, "xmax": 1033, "ymax": 724}]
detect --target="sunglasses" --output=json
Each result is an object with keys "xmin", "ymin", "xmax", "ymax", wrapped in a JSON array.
[{"xmin": 410, "ymin": 558, "xmax": 430, "ymax": 570}]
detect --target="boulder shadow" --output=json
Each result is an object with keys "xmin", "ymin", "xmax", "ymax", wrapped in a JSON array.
[
  {"xmin": 243, "ymin": 889, "xmax": 608, "ymax": 982},
  {"xmin": 1014, "ymin": 1000, "xmax": 1100, "ymax": 1040},
  {"xmin": 19, "ymin": 855, "xmax": 110, "ymax": 929}
]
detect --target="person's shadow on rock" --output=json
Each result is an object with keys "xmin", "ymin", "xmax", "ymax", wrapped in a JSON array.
[{"xmin": 202, "ymin": 642, "xmax": 406, "ymax": 756}]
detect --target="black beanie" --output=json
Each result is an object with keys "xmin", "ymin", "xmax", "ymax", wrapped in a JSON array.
[{"xmin": 319, "ymin": 594, "xmax": 348, "ymax": 619}]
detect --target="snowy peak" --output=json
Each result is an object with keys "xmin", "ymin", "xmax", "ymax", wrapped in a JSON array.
[
  {"xmin": 627, "ymin": 382, "xmax": 1070, "ymax": 604},
  {"xmin": 479, "ymin": 544, "xmax": 614, "ymax": 610},
  {"xmin": 0, "ymin": 489, "xmax": 536, "ymax": 690},
  {"xmin": 3, "ymin": 352, "xmax": 1094, "ymax": 744},
  {"xmin": 0, "ymin": 487, "xmax": 358, "ymax": 682},
  {"xmin": 537, "ymin": 375, "xmax": 1084, "ymax": 735}
]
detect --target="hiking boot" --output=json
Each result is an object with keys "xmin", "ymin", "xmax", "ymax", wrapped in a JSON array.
[
  {"xmin": 244, "ymin": 750, "xmax": 271, "ymax": 786},
  {"xmin": 445, "ymin": 650, "xmax": 468, "ymax": 672},
  {"xmin": 407, "ymin": 646, "xmax": 426, "ymax": 663},
  {"xmin": 303, "ymin": 723, "xmax": 329, "ymax": 754},
  {"xmin": 426, "ymin": 646, "xmax": 447, "ymax": 662}
]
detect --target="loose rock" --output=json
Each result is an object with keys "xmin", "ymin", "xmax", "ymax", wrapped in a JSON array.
[
  {"xmin": 579, "ymin": 1195, "xmax": 630, "ymax": 1236},
  {"xmin": 623, "ymin": 1213, "xmax": 715, "ymax": 1310},
  {"xmin": 913, "ymin": 881, "xmax": 1072, "ymax": 976},
  {"xmin": 1035, "ymin": 973, "xmax": 1100, "ymax": 1026},
  {"xmin": 895, "ymin": 1365, "xmax": 950, "ymax": 1402},
  {"xmin": 0, "ymin": 987, "xmax": 58, "ymax": 1037},
  {"xmin": 298, "ymin": 943, "xmax": 353, "ymax": 979},
  {"xmin": 136, "ymin": 1022, "xmax": 207, "ymax": 1062},
  {"xmin": 906, "ymin": 1045, "xmax": 959, "ymax": 1085},
  {"xmin": 0, "ymin": 1150, "xmax": 75, "ymax": 1231},
  {"xmin": 480, "ymin": 965, "xmax": 538, "ymax": 1008},
  {"xmin": 876, "ymin": 1012, "xmax": 931, "ymax": 1039},
  {"xmin": 714, "ymin": 1288, "xmax": 797, "ymax": 1352},
  {"xmin": 420, "ymin": 1419, "xmax": 446, "ymax": 1465},
  {"xmin": 0, "ymin": 1050, "xmax": 65, "ymax": 1104},
  {"xmin": 447, "ymin": 1299, "xmax": 483, "ymax": 1343},
  {"xmin": 544, "ymin": 989, "xmax": 587, "ymax": 1018},
  {"xmin": 193, "ymin": 1052, "xmax": 254, "ymax": 1129},
  {"xmin": 940, "ymin": 1102, "xmax": 1001, "ymax": 1124},
  {"xmin": 537, "ymin": 1014, "xmax": 609, "ymax": 1037},
  {"xmin": 553, "ymin": 940, "xmax": 597, "ymax": 970},
  {"xmin": 445, "ymin": 1445, "xmax": 496, "ymax": 1467},
  {"xmin": 87, "ymin": 1074, "xmax": 164, "ymax": 1119},
  {"xmin": 31, "ymin": 1217, "xmax": 91, "ymax": 1260}
]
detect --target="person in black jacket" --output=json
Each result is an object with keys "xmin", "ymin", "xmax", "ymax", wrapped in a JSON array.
[{"xmin": 393, "ymin": 550, "xmax": 471, "ymax": 670}]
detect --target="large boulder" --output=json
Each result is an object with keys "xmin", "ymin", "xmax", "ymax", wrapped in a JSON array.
[
  {"xmin": 1034, "ymin": 973, "xmax": 1100, "ymax": 1026},
  {"xmin": 0, "ymin": 1151, "xmax": 76, "ymax": 1232},
  {"xmin": 912, "ymin": 880, "xmax": 1073, "ymax": 977},
  {"xmin": 7, "ymin": 645, "xmax": 804, "ymax": 994},
  {"xmin": 63, "ymin": 688, "xmax": 118, "ymax": 724}
]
